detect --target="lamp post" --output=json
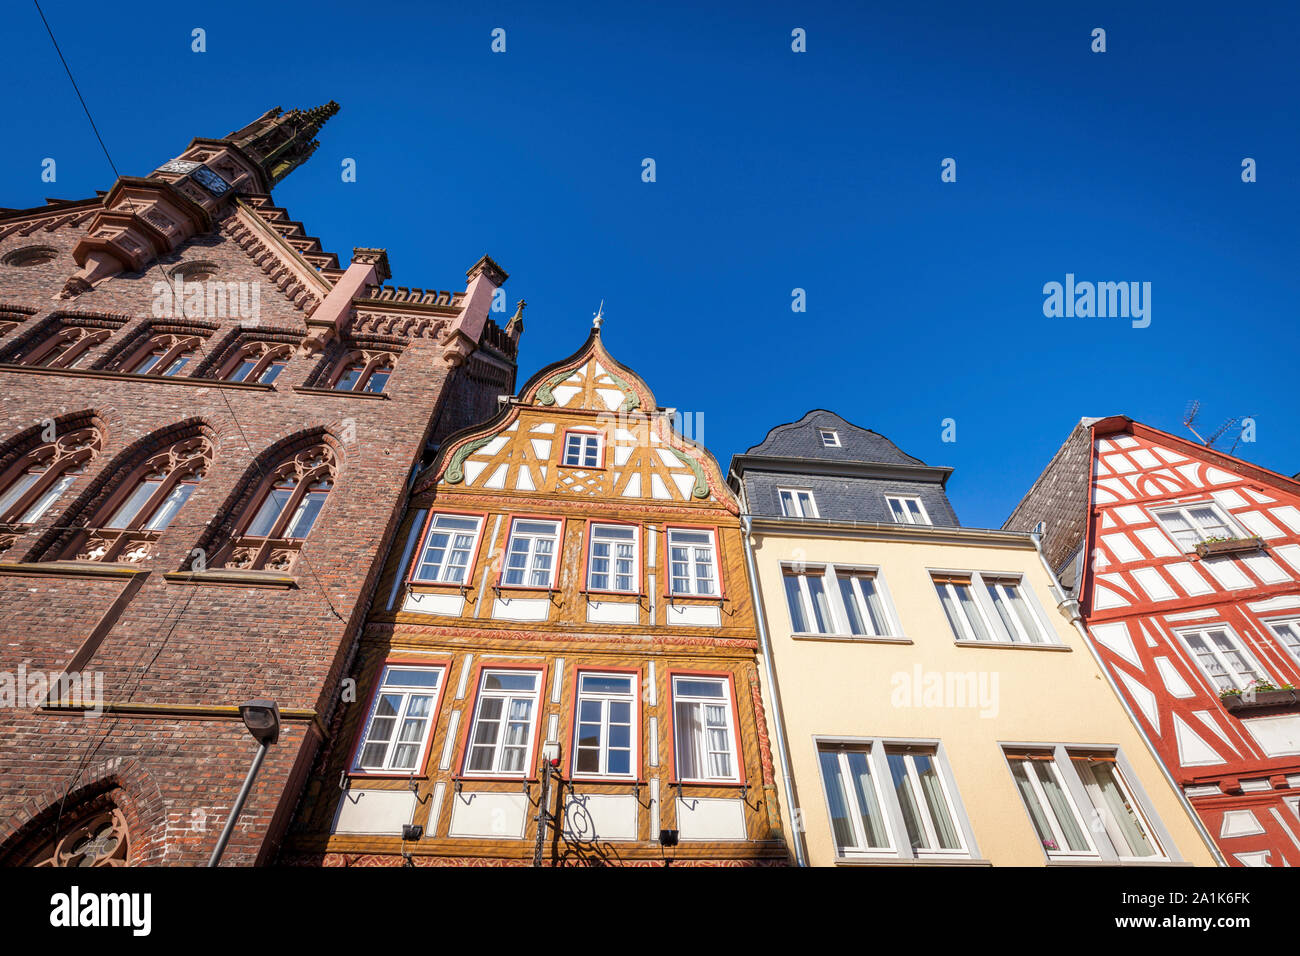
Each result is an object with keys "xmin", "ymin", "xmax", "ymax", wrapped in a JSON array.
[{"xmin": 207, "ymin": 699, "xmax": 280, "ymax": 867}]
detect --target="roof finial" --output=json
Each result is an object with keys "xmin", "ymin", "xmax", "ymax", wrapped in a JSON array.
[{"xmin": 593, "ymin": 300, "xmax": 604, "ymax": 330}]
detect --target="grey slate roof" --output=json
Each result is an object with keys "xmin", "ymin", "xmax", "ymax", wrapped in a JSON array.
[
  {"xmin": 732, "ymin": 410, "xmax": 960, "ymax": 528},
  {"xmin": 742, "ymin": 410, "xmax": 926, "ymax": 467}
]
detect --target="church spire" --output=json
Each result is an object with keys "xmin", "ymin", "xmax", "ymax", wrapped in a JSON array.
[{"xmin": 224, "ymin": 101, "xmax": 341, "ymax": 187}]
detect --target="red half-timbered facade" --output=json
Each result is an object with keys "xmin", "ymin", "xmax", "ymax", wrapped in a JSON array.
[{"xmin": 1007, "ymin": 416, "xmax": 1300, "ymax": 866}]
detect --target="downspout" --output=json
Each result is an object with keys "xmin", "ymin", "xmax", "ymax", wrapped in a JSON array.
[
  {"xmin": 739, "ymin": 509, "xmax": 808, "ymax": 867},
  {"xmin": 1030, "ymin": 532, "xmax": 1227, "ymax": 867}
]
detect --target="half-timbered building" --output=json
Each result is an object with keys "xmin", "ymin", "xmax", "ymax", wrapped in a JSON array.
[
  {"xmin": 1007, "ymin": 415, "xmax": 1300, "ymax": 866},
  {"xmin": 283, "ymin": 320, "xmax": 787, "ymax": 865}
]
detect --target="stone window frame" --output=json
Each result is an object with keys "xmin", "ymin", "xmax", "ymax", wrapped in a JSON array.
[
  {"xmin": 0, "ymin": 426, "xmax": 102, "ymax": 527},
  {"xmin": 327, "ymin": 347, "xmax": 396, "ymax": 394},
  {"xmin": 117, "ymin": 332, "xmax": 207, "ymax": 377},
  {"xmin": 68, "ymin": 435, "xmax": 214, "ymax": 565},
  {"xmin": 216, "ymin": 339, "xmax": 294, "ymax": 385},
  {"xmin": 0, "ymin": 313, "xmax": 128, "ymax": 369},
  {"xmin": 211, "ymin": 442, "xmax": 337, "ymax": 574}
]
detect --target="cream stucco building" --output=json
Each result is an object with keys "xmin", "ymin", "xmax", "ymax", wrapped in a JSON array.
[{"xmin": 731, "ymin": 411, "xmax": 1219, "ymax": 867}]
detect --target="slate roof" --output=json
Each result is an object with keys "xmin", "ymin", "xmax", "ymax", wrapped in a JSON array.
[
  {"xmin": 732, "ymin": 410, "xmax": 960, "ymax": 527},
  {"xmin": 742, "ymin": 410, "xmax": 926, "ymax": 467}
]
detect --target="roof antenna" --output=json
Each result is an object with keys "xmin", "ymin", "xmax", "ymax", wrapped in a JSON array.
[{"xmin": 592, "ymin": 300, "xmax": 604, "ymax": 330}]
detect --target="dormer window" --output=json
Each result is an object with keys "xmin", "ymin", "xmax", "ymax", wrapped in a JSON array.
[
  {"xmin": 563, "ymin": 430, "xmax": 602, "ymax": 468},
  {"xmin": 886, "ymin": 495, "xmax": 931, "ymax": 525},
  {"xmin": 819, "ymin": 429, "xmax": 841, "ymax": 447},
  {"xmin": 778, "ymin": 489, "xmax": 818, "ymax": 518}
]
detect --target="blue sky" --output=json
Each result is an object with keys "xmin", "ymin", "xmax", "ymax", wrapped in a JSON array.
[{"xmin": 6, "ymin": 1, "xmax": 1298, "ymax": 528}]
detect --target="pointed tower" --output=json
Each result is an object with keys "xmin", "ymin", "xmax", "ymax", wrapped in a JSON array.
[{"xmin": 62, "ymin": 102, "xmax": 339, "ymax": 297}]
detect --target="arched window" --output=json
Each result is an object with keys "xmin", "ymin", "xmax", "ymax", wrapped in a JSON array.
[
  {"xmin": 122, "ymin": 334, "xmax": 204, "ymax": 377},
  {"xmin": 22, "ymin": 327, "xmax": 112, "ymax": 369},
  {"xmin": 330, "ymin": 350, "xmax": 394, "ymax": 394},
  {"xmin": 0, "ymin": 426, "xmax": 101, "ymax": 525},
  {"xmin": 218, "ymin": 443, "xmax": 336, "ymax": 573},
  {"xmin": 220, "ymin": 341, "xmax": 291, "ymax": 385},
  {"xmin": 72, "ymin": 435, "xmax": 213, "ymax": 564}
]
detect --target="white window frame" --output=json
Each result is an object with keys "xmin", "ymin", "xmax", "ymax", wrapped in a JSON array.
[
  {"xmin": 571, "ymin": 671, "xmax": 638, "ymax": 779},
  {"xmin": 562, "ymin": 429, "xmax": 602, "ymax": 468},
  {"xmin": 833, "ymin": 566, "xmax": 896, "ymax": 638},
  {"xmin": 501, "ymin": 517, "xmax": 562, "ymax": 589},
  {"xmin": 671, "ymin": 675, "xmax": 739, "ymax": 783},
  {"xmin": 933, "ymin": 570, "xmax": 1056, "ymax": 646},
  {"xmin": 352, "ymin": 664, "xmax": 445, "ymax": 774},
  {"xmin": 1069, "ymin": 751, "xmax": 1167, "ymax": 862},
  {"xmin": 667, "ymin": 527, "xmax": 720, "ymax": 597},
  {"xmin": 1176, "ymin": 624, "xmax": 1271, "ymax": 693},
  {"xmin": 885, "ymin": 495, "xmax": 931, "ymax": 526},
  {"xmin": 783, "ymin": 564, "xmax": 835, "ymax": 634},
  {"xmin": 885, "ymin": 746, "xmax": 970, "ymax": 858},
  {"xmin": 1150, "ymin": 500, "xmax": 1243, "ymax": 552},
  {"xmin": 1006, "ymin": 747, "xmax": 1169, "ymax": 863},
  {"xmin": 778, "ymin": 488, "xmax": 819, "ymax": 518},
  {"xmin": 818, "ymin": 429, "xmax": 841, "ymax": 447},
  {"xmin": 586, "ymin": 523, "xmax": 639, "ymax": 594},
  {"xmin": 982, "ymin": 576, "xmax": 1050, "ymax": 644},
  {"xmin": 815, "ymin": 738, "xmax": 973, "ymax": 861},
  {"xmin": 816, "ymin": 745, "xmax": 895, "ymax": 857},
  {"xmin": 1265, "ymin": 617, "xmax": 1300, "ymax": 669},
  {"xmin": 463, "ymin": 669, "xmax": 542, "ymax": 777},
  {"xmin": 411, "ymin": 512, "xmax": 483, "ymax": 584}
]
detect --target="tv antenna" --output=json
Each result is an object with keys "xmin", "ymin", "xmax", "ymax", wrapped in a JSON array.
[{"xmin": 1183, "ymin": 400, "xmax": 1250, "ymax": 454}]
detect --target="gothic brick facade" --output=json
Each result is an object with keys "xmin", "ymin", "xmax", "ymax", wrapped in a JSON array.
[{"xmin": 0, "ymin": 105, "xmax": 519, "ymax": 866}]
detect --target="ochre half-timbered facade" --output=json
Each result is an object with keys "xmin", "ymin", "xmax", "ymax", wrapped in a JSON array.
[
  {"xmin": 1008, "ymin": 415, "xmax": 1300, "ymax": 866},
  {"xmin": 283, "ymin": 324, "xmax": 787, "ymax": 865}
]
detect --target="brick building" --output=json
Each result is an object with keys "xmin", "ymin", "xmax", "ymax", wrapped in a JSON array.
[{"xmin": 0, "ymin": 104, "xmax": 520, "ymax": 865}]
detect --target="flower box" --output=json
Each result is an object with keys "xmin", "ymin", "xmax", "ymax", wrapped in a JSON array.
[
  {"xmin": 1195, "ymin": 536, "xmax": 1265, "ymax": 559},
  {"xmin": 1221, "ymin": 688, "xmax": 1299, "ymax": 713}
]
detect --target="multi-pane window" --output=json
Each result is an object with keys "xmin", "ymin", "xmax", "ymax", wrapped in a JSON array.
[
  {"xmin": 667, "ymin": 528, "xmax": 719, "ymax": 596},
  {"xmin": 0, "ymin": 427, "xmax": 100, "ymax": 526},
  {"xmin": 836, "ymin": 569, "xmax": 891, "ymax": 637},
  {"xmin": 353, "ymin": 665, "xmax": 443, "ymax": 773},
  {"xmin": 819, "ymin": 429, "xmax": 841, "ymax": 447},
  {"xmin": 784, "ymin": 567, "xmax": 833, "ymax": 634},
  {"xmin": 1007, "ymin": 749, "xmax": 1164, "ymax": 861},
  {"xmin": 572, "ymin": 672, "xmax": 637, "ymax": 778},
  {"xmin": 778, "ymin": 489, "xmax": 818, "ymax": 518},
  {"xmin": 816, "ymin": 741, "xmax": 970, "ymax": 860},
  {"xmin": 1179, "ymin": 625, "xmax": 1269, "ymax": 693},
  {"xmin": 1266, "ymin": 618, "xmax": 1300, "ymax": 668},
  {"xmin": 983, "ymin": 576, "xmax": 1048, "ymax": 644},
  {"xmin": 587, "ymin": 523, "xmax": 637, "ymax": 592},
  {"xmin": 106, "ymin": 469, "xmax": 201, "ymax": 531},
  {"xmin": 224, "ymin": 343, "xmax": 291, "ymax": 385},
  {"xmin": 886, "ymin": 495, "xmax": 930, "ymax": 525},
  {"xmin": 563, "ymin": 431, "xmax": 601, "ymax": 467},
  {"xmin": 465, "ymin": 670, "xmax": 541, "ymax": 776},
  {"xmin": 331, "ymin": 351, "xmax": 394, "ymax": 394},
  {"xmin": 246, "ymin": 477, "xmax": 331, "ymax": 539},
  {"xmin": 22, "ymin": 327, "xmax": 111, "ymax": 369},
  {"xmin": 672, "ymin": 676, "xmax": 738, "ymax": 782},
  {"xmin": 412, "ymin": 513, "xmax": 482, "ymax": 584},
  {"xmin": 502, "ymin": 518, "xmax": 561, "ymax": 588},
  {"xmin": 818, "ymin": 747, "xmax": 891, "ymax": 855},
  {"xmin": 1152, "ymin": 502, "xmax": 1239, "ymax": 551},
  {"xmin": 886, "ymin": 747, "xmax": 966, "ymax": 856},
  {"xmin": 933, "ymin": 574, "xmax": 993, "ymax": 643}
]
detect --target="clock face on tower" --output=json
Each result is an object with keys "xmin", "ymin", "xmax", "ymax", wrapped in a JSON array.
[
  {"xmin": 191, "ymin": 165, "xmax": 231, "ymax": 196},
  {"xmin": 157, "ymin": 160, "xmax": 200, "ymax": 175}
]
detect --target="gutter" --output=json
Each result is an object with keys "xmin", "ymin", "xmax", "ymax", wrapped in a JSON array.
[
  {"xmin": 738, "ymin": 505, "xmax": 809, "ymax": 867},
  {"xmin": 1030, "ymin": 532, "xmax": 1227, "ymax": 867}
]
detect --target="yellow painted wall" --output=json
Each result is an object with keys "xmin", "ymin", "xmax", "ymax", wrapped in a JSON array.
[{"xmin": 750, "ymin": 528, "xmax": 1217, "ymax": 867}]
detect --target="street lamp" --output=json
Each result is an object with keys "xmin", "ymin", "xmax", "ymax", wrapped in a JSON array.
[{"xmin": 207, "ymin": 699, "xmax": 280, "ymax": 867}]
